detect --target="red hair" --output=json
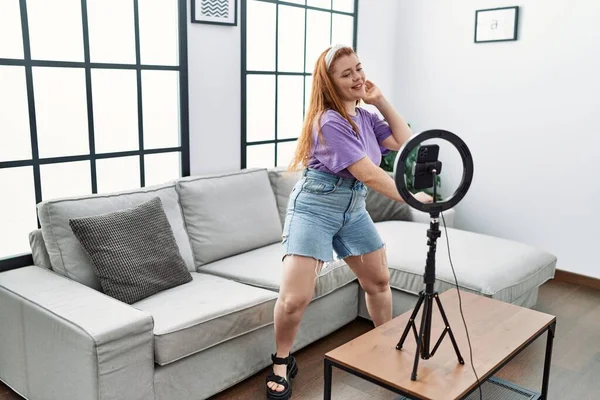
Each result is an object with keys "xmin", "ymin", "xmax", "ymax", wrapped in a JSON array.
[{"xmin": 288, "ymin": 46, "xmax": 360, "ymax": 171}]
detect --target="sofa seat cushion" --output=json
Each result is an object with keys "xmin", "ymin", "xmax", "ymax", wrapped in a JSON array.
[
  {"xmin": 376, "ymin": 221, "xmax": 556, "ymax": 303},
  {"xmin": 133, "ymin": 272, "xmax": 277, "ymax": 366},
  {"xmin": 199, "ymin": 243, "xmax": 357, "ymax": 300}
]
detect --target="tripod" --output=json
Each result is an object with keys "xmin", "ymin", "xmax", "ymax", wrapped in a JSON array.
[{"xmin": 395, "ymin": 171, "xmax": 464, "ymax": 381}]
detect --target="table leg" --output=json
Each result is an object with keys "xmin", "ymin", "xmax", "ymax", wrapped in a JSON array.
[
  {"xmin": 324, "ymin": 358, "xmax": 332, "ymax": 400},
  {"xmin": 541, "ymin": 320, "xmax": 556, "ymax": 400}
]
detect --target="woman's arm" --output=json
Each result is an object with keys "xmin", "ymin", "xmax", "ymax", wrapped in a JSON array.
[
  {"xmin": 347, "ymin": 156, "xmax": 433, "ymax": 203},
  {"xmin": 363, "ymin": 80, "xmax": 412, "ymax": 151},
  {"xmin": 376, "ymin": 98, "xmax": 412, "ymax": 151}
]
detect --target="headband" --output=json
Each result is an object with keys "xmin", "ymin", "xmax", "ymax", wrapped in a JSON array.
[{"xmin": 325, "ymin": 44, "xmax": 348, "ymax": 70}]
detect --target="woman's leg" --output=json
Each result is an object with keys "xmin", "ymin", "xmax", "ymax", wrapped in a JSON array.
[
  {"xmin": 267, "ymin": 254, "xmax": 322, "ymax": 393},
  {"xmin": 344, "ymin": 247, "xmax": 392, "ymax": 327}
]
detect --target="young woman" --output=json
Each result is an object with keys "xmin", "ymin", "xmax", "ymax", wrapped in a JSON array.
[{"xmin": 265, "ymin": 44, "xmax": 433, "ymax": 399}]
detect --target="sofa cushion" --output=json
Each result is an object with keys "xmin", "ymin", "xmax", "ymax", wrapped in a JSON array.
[
  {"xmin": 37, "ymin": 182, "xmax": 195, "ymax": 290},
  {"xmin": 69, "ymin": 197, "xmax": 193, "ymax": 304},
  {"xmin": 267, "ymin": 167, "xmax": 302, "ymax": 227},
  {"xmin": 376, "ymin": 221, "xmax": 556, "ymax": 303},
  {"xmin": 28, "ymin": 229, "xmax": 52, "ymax": 270},
  {"xmin": 199, "ymin": 243, "xmax": 357, "ymax": 300},
  {"xmin": 132, "ymin": 272, "xmax": 277, "ymax": 366},
  {"xmin": 266, "ymin": 167, "xmax": 411, "ymax": 225},
  {"xmin": 177, "ymin": 168, "xmax": 283, "ymax": 267},
  {"xmin": 365, "ymin": 185, "xmax": 411, "ymax": 223}
]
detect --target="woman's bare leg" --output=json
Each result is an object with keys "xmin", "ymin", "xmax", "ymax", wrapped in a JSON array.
[
  {"xmin": 267, "ymin": 255, "xmax": 322, "ymax": 393},
  {"xmin": 345, "ymin": 247, "xmax": 392, "ymax": 327}
]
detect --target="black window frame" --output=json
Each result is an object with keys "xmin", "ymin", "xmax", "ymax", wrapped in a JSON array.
[
  {"xmin": 0, "ymin": 0, "xmax": 190, "ymax": 272},
  {"xmin": 240, "ymin": 0, "xmax": 359, "ymax": 169}
]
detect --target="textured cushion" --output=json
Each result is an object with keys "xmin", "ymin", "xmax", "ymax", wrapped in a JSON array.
[
  {"xmin": 199, "ymin": 243, "xmax": 357, "ymax": 300},
  {"xmin": 267, "ymin": 167, "xmax": 302, "ymax": 227},
  {"xmin": 69, "ymin": 197, "xmax": 193, "ymax": 304},
  {"xmin": 177, "ymin": 168, "xmax": 283, "ymax": 267},
  {"xmin": 375, "ymin": 221, "xmax": 557, "ymax": 303},
  {"xmin": 37, "ymin": 182, "xmax": 195, "ymax": 290},
  {"xmin": 133, "ymin": 272, "xmax": 277, "ymax": 366}
]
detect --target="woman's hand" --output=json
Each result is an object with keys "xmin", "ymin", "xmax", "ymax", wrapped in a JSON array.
[
  {"xmin": 413, "ymin": 192, "xmax": 434, "ymax": 203},
  {"xmin": 362, "ymin": 80, "xmax": 384, "ymax": 106}
]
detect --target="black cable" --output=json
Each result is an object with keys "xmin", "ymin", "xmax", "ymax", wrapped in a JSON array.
[{"xmin": 441, "ymin": 211, "xmax": 482, "ymax": 400}]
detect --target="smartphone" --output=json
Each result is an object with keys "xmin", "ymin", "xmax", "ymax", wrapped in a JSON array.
[
  {"xmin": 416, "ymin": 144, "xmax": 439, "ymax": 163},
  {"xmin": 412, "ymin": 144, "xmax": 440, "ymax": 190}
]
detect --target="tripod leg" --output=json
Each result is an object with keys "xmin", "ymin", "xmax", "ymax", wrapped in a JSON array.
[
  {"xmin": 421, "ymin": 295, "xmax": 433, "ymax": 360},
  {"xmin": 434, "ymin": 294, "xmax": 464, "ymax": 364},
  {"xmin": 411, "ymin": 295, "xmax": 429, "ymax": 381},
  {"xmin": 396, "ymin": 292, "xmax": 425, "ymax": 350}
]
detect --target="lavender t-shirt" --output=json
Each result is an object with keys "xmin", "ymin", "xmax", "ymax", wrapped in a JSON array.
[{"xmin": 307, "ymin": 107, "xmax": 393, "ymax": 179}]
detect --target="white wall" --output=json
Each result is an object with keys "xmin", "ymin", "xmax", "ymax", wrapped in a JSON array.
[
  {"xmin": 186, "ymin": 0, "xmax": 599, "ymax": 279},
  {"xmin": 186, "ymin": 0, "xmax": 399, "ymax": 175},
  {"xmin": 392, "ymin": 0, "xmax": 600, "ymax": 278},
  {"xmin": 356, "ymin": 0, "xmax": 400, "ymax": 107},
  {"xmin": 187, "ymin": 1, "xmax": 241, "ymax": 175}
]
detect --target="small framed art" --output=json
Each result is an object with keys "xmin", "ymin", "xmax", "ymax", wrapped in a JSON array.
[
  {"xmin": 474, "ymin": 6, "xmax": 519, "ymax": 43},
  {"xmin": 192, "ymin": 0, "xmax": 237, "ymax": 26}
]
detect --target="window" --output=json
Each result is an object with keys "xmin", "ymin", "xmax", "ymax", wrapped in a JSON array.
[
  {"xmin": 0, "ymin": 0, "xmax": 189, "ymax": 271},
  {"xmin": 241, "ymin": 0, "xmax": 358, "ymax": 169}
]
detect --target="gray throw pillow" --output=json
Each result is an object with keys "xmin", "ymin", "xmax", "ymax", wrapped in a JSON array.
[{"xmin": 69, "ymin": 197, "xmax": 193, "ymax": 304}]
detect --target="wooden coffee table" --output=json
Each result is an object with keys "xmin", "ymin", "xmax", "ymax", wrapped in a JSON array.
[{"xmin": 324, "ymin": 289, "xmax": 556, "ymax": 400}]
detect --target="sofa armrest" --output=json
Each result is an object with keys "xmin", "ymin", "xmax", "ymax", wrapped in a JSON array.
[
  {"xmin": 406, "ymin": 207, "xmax": 456, "ymax": 228},
  {"xmin": 0, "ymin": 266, "xmax": 155, "ymax": 400}
]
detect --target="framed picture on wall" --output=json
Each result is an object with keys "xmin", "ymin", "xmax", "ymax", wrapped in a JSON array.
[
  {"xmin": 474, "ymin": 6, "xmax": 519, "ymax": 43},
  {"xmin": 192, "ymin": 0, "xmax": 237, "ymax": 26}
]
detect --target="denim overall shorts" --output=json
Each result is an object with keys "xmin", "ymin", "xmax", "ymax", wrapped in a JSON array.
[{"xmin": 281, "ymin": 168, "xmax": 385, "ymax": 263}]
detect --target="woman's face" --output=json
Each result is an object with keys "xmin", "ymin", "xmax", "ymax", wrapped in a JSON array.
[{"xmin": 330, "ymin": 53, "xmax": 366, "ymax": 102}]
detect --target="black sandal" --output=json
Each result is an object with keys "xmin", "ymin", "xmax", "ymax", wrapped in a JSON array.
[{"xmin": 265, "ymin": 353, "xmax": 298, "ymax": 400}]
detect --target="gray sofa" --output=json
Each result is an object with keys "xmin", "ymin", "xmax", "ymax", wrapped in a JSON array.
[{"xmin": 0, "ymin": 167, "xmax": 557, "ymax": 400}]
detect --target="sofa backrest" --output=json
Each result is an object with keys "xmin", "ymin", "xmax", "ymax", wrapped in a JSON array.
[
  {"xmin": 28, "ymin": 166, "xmax": 409, "ymax": 289},
  {"xmin": 176, "ymin": 168, "xmax": 283, "ymax": 268},
  {"xmin": 265, "ymin": 167, "xmax": 411, "ymax": 224},
  {"xmin": 28, "ymin": 229, "xmax": 52, "ymax": 270},
  {"xmin": 267, "ymin": 167, "xmax": 303, "ymax": 227},
  {"xmin": 36, "ymin": 182, "xmax": 195, "ymax": 290},
  {"xmin": 365, "ymin": 186, "xmax": 411, "ymax": 222}
]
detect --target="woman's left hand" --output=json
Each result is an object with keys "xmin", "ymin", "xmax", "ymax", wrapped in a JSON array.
[
  {"xmin": 413, "ymin": 192, "xmax": 434, "ymax": 203},
  {"xmin": 362, "ymin": 80, "xmax": 384, "ymax": 105}
]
